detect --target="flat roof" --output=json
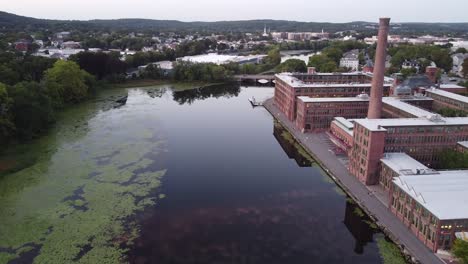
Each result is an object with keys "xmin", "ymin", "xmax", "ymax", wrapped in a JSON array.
[
  {"xmin": 334, "ymin": 117, "xmax": 355, "ymax": 129},
  {"xmin": 381, "ymin": 153, "xmax": 431, "ymax": 175},
  {"xmin": 426, "ymin": 88, "xmax": 468, "ymax": 104},
  {"xmin": 353, "ymin": 116, "xmax": 468, "ymax": 131},
  {"xmin": 297, "ymin": 96, "xmax": 369, "ymax": 103},
  {"xmin": 382, "ymin": 97, "xmax": 434, "ymax": 118},
  {"xmin": 458, "ymin": 141, "xmax": 468, "ymax": 149},
  {"xmin": 276, "ymin": 72, "xmax": 393, "ymax": 89},
  {"xmin": 394, "ymin": 172, "xmax": 468, "ymax": 220},
  {"xmin": 440, "ymin": 84, "xmax": 466, "ymax": 89}
]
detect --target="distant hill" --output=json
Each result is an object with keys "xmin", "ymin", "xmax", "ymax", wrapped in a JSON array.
[{"xmin": 1, "ymin": 11, "xmax": 467, "ymax": 35}]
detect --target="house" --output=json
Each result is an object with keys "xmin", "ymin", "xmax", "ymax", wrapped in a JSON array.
[
  {"xmin": 452, "ymin": 53, "xmax": 468, "ymax": 77},
  {"xmin": 62, "ymin": 41, "xmax": 81, "ymax": 49},
  {"xmin": 340, "ymin": 49, "xmax": 360, "ymax": 70},
  {"xmin": 14, "ymin": 39, "xmax": 31, "ymax": 52}
]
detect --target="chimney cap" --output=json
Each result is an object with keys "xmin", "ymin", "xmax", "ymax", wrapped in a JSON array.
[{"xmin": 379, "ymin": 18, "xmax": 391, "ymax": 25}]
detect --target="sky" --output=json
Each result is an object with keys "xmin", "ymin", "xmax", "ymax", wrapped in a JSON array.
[{"xmin": 2, "ymin": 0, "xmax": 467, "ymax": 23}]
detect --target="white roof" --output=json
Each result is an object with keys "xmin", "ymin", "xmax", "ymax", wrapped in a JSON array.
[
  {"xmin": 426, "ymin": 88, "xmax": 468, "ymax": 104},
  {"xmin": 440, "ymin": 84, "xmax": 466, "ymax": 89},
  {"xmin": 332, "ymin": 117, "xmax": 355, "ymax": 136},
  {"xmin": 334, "ymin": 117, "xmax": 355, "ymax": 129},
  {"xmin": 382, "ymin": 97, "xmax": 434, "ymax": 118},
  {"xmin": 297, "ymin": 96, "xmax": 369, "ymax": 103},
  {"xmin": 276, "ymin": 72, "xmax": 393, "ymax": 89},
  {"xmin": 458, "ymin": 141, "xmax": 468, "ymax": 149},
  {"xmin": 381, "ymin": 153, "xmax": 431, "ymax": 175},
  {"xmin": 353, "ymin": 116, "xmax": 468, "ymax": 132},
  {"xmin": 178, "ymin": 53, "xmax": 266, "ymax": 65},
  {"xmin": 393, "ymin": 172, "xmax": 468, "ymax": 220}
]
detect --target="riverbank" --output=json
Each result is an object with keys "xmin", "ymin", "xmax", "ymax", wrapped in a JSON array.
[{"xmin": 263, "ymin": 98, "xmax": 444, "ymax": 264}]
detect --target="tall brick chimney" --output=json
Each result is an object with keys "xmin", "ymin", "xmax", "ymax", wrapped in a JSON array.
[
  {"xmin": 426, "ymin": 66, "xmax": 438, "ymax": 84},
  {"xmin": 368, "ymin": 18, "xmax": 390, "ymax": 119}
]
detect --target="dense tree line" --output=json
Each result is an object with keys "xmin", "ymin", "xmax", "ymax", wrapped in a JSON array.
[
  {"xmin": 276, "ymin": 59, "xmax": 307, "ymax": 73},
  {"xmin": 0, "ymin": 59, "xmax": 97, "ymax": 144},
  {"xmin": 437, "ymin": 107, "xmax": 467, "ymax": 117},
  {"xmin": 307, "ymin": 41, "xmax": 366, "ymax": 72},
  {"xmin": 388, "ymin": 44, "xmax": 453, "ymax": 72},
  {"xmin": 438, "ymin": 149, "xmax": 468, "ymax": 169},
  {"xmin": 453, "ymin": 239, "xmax": 468, "ymax": 264}
]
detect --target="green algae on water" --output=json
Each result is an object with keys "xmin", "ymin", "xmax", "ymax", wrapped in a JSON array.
[{"xmin": 0, "ymin": 88, "xmax": 170, "ymax": 263}]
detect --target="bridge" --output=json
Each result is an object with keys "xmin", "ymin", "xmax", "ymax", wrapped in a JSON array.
[{"xmin": 234, "ymin": 74, "xmax": 275, "ymax": 85}]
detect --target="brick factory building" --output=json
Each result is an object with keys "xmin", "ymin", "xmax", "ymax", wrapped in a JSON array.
[
  {"xmin": 274, "ymin": 72, "xmax": 393, "ymax": 121},
  {"xmin": 425, "ymin": 88, "xmax": 468, "ymax": 112},
  {"xmin": 381, "ymin": 153, "xmax": 468, "ymax": 252},
  {"xmin": 271, "ymin": 17, "xmax": 468, "ymax": 255}
]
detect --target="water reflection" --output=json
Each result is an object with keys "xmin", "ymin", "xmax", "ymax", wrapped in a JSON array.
[
  {"xmin": 273, "ymin": 122, "xmax": 314, "ymax": 167},
  {"xmin": 172, "ymin": 84, "xmax": 240, "ymax": 105},
  {"xmin": 343, "ymin": 200, "xmax": 376, "ymax": 255},
  {"xmin": 128, "ymin": 86, "xmax": 381, "ymax": 264}
]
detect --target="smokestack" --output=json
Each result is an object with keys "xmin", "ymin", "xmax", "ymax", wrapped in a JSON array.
[{"xmin": 368, "ymin": 18, "xmax": 390, "ymax": 119}]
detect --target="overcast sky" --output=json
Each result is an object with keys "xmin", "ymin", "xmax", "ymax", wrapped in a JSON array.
[{"xmin": 2, "ymin": 0, "xmax": 467, "ymax": 23}]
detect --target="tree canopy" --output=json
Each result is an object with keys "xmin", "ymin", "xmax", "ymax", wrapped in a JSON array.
[
  {"xmin": 276, "ymin": 59, "xmax": 307, "ymax": 73},
  {"xmin": 308, "ymin": 54, "xmax": 337, "ymax": 72},
  {"xmin": 44, "ymin": 60, "xmax": 93, "ymax": 107},
  {"xmin": 453, "ymin": 239, "xmax": 468, "ymax": 264}
]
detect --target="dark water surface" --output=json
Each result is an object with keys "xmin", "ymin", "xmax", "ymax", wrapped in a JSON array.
[
  {"xmin": 126, "ymin": 85, "xmax": 383, "ymax": 264},
  {"xmin": 0, "ymin": 84, "xmax": 383, "ymax": 264}
]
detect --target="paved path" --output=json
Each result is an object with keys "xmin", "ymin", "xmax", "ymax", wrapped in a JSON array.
[{"xmin": 264, "ymin": 98, "xmax": 443, "ymax": 264}]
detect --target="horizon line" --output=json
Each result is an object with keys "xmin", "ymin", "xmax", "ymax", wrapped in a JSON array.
[{"xmin": 3, "ymin": 11, "xmax": 468, "ymax": 24}]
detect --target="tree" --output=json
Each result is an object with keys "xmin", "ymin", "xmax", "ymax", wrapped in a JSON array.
[
  {"xmin": 462, "ymin": 59, "xmax": 468, "ymax": 78},
  {"xmin": 265, "ymin": 48, "xmax": 281, "ymax": 66},
  {"xmin": 453, "ymin": 239, "xmax": 468, "ymax": 264},
  {"xmin": 308, "ymin": 54, "xmax": 337, "ymax": 72},
  {"xmin": 7, "ymin": 82, "xmax": 55, "ymax": 139},
  {"xmin": 276, "ymin": 59, "xmax": 307, "ymax": 73},
  {"xmin": 0, "ymin": 82, "xmax": 15, "ymax": 142},
  {"xmin": 322, "ymin": 47, "xmax": 343, "ymax": 64},
  {"xmin": 439, "ymin": 149, "xmax": 468, "ymax": 169},
  {"xmin": 70, "ymin": 52, "xmax": 127, "ymax": 80},
  {"xmin": 400, "ymin": 68, "xmax": 418, "ymax": 78},
  {"xmin": 455, "ymin": 48, "xmax": 468, "ymax": 54},
  {"xmin": 44, "ymin": 60, "xmax": 92, "ymax": 107}
]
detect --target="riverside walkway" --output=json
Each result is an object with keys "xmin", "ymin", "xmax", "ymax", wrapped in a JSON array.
[{"xmin": 263, "ymin": 98, "xmax": 444, "ymax": 264}]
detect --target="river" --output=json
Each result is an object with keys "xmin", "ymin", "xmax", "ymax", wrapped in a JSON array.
[{"xmin": 0, "ymin": 84, "xmax": 389, "ymax": 264}]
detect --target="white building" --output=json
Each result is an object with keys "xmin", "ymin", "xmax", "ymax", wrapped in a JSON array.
[
  {"xmin": 339, "ymin": 49, "xmax": 360, "ymax": 70},
  {"xmin": 452, "ymin": 53, "xmax": 468, "ymax": 77}
]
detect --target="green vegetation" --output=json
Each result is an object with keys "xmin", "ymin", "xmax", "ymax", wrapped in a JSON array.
[
  {"xmin": 439, "ymin": 149, "xmax": 468, "ymax": 169},
  {"xmin": 307, "ymin": 40, "xmax": 366, "ymax": 72},
  {"xmin": 453, "ymin": 239, "xmax": 468, "ymax": 264},
  {"xmin": 388, "ymin": 44, "xmax": 453, "ymax": 72},
  {"xmin": 172, "ymin": 61, "xmax": 234, "ymax": 82},
  {"xmin": 308, "ymin": 54, "xmax": 339, "ymax": 72},
  {"xmin": 0, "ymin": 58, "xmax": 100, "ymax": 144},
  {"xmin": 376, "ymin": 237, "xmax": 407, "ymax": 264},
  {"xmin": 437, "ymin": 107, "xmax": 467, "ymax": 117},
  {"xmin": 276, "ymin": 59, "xmax": 307, "ymax": 73},
  {"xmin": 0, "ymin": 87, "xmax": 169, "ymax": 263},
  {"xmin": 455, "ymin": 48, "xmax": 468, "ymax": 54},
  {"xmin": 44, "ymin": 60, "xmax": 93, "ymax": 106}
]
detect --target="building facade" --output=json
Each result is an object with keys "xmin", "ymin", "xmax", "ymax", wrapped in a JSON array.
[{"xmin": 274, "ymin": 72, "xmax": 393, "ymax": 122}]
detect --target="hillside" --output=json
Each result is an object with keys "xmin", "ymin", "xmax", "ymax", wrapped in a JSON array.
[{"xmin": 1, "ymin": 11, "xmax": 467, "ymax": 35}]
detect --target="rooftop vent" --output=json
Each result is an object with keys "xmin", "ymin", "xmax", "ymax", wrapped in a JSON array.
[{"xmin": 426, "ymin": 114, "xmax": 444, "ymax": 122}]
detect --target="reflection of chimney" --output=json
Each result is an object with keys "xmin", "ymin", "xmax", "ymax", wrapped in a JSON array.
[{"xmin": 368, "ymin": 18, "xmax": 390, "ymax": 119}]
